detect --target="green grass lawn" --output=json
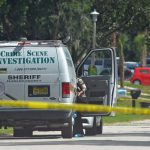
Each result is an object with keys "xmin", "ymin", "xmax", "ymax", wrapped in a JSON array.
[
  {"xmin": 103, "ymin": 98, "xmax": 150, "ymax": 124},
  {"xmin": 104, "ymin": 114, "xmax": 150, "ymax": 125},
  {"xmin": 104, "ymin": 81, "xmax": 150, "ymax": 124},
  {"xmin": 0, "ymin": 128, "xmax": 13, "ymax": 135}
]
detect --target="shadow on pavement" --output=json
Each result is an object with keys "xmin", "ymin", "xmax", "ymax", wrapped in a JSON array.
[{"xmin": 0, "ymin": 132, "xmax": 150, "ymax": 147}]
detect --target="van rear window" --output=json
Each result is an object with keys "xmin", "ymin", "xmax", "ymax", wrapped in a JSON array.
[{"xmin": 63, "ymin": 47, "xmax": 73, "ymax": 67}]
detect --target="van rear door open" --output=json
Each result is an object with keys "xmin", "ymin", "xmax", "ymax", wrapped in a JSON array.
[{"xmin": 23, "ymin": 46, "xmax": 60, "ymax": 102}]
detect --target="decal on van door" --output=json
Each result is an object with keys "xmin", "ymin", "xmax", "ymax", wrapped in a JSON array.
[
  {"xmin": 0, "ymin": 82, "xmax": 17, "ymax": 100},
  {"xmin": 7, "ymin": 75, "xmax": 41, "ymax": 82},
  {"xmin": 15, "ymin": 67, "xmax": 47, "ymax": 72},
  {"xmin": 0, "ymin": 50, "xmax": 55, "ymax": 65}
]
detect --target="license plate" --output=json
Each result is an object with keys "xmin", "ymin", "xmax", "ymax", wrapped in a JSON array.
[{"xmin": 28, "ymin": 85, "xmax": 50, "ymax": 97}]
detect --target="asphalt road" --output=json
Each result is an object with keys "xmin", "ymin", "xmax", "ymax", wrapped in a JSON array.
[{"xmin": 0, "ymin": 119, "xmax": 150, "ymax": 150}]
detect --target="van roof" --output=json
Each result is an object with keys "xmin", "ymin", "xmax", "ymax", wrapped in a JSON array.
[{"xmin": 0, "ymin": 40, "xmax": 65, "ymax": 47}]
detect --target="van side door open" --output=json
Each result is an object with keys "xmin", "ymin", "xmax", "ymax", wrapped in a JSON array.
[{"xmin": 76, "ymin": 48, "xmax": 117, "ymax": 116}]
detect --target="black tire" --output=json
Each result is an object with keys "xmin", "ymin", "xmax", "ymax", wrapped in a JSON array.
[
  {"xmin": 13, "ymin": 128, "xmax": 24, "ymax": 137},
  {"xmin": 13, "ymin": 127, "xmax": 33, "ymax": 137},
  {"xmin": 62, "ymin": 117, "xmax": 73, "ymax": 138},
  {"xmin": 96, "ymin": 118, "xmax": 103, "ymax": 134},
  {"xmin": 85, "ymin": 117, "xmax": 97, "ymax": 136},
  {"xmin": 24, "ymin": 128, "xmax": 33, "ymax": 137}
]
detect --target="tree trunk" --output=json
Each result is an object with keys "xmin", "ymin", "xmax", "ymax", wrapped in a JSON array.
[
  {"xmin": 141, "ymin": 28, "xmax": 148, "ymax": 67},
  {"xmin": 141, "ymin": 47, "xmax": 147, "ymax": 67},
  {"xmin": 119, "ymin": 42, "xmax": 125, "ymax": 88}
]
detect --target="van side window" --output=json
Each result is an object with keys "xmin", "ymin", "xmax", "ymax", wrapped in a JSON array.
[{"xmin": 63, "ymin": 47, "xmax": 73, "ymax": 67}]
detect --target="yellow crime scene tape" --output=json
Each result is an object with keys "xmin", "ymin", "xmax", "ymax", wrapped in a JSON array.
[{"xmin": 0, "ymin": 100, "xmax": 150, "ymax": 115}]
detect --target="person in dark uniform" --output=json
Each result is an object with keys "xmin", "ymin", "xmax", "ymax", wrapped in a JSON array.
[{"xmin": 73, "ymin": 77, "xmax": 87, "ymax": 137}]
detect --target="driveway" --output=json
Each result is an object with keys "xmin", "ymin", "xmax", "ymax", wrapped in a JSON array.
[{"xmin": 0, "ymin": 119, "xmax": 150, "ymax": 150}]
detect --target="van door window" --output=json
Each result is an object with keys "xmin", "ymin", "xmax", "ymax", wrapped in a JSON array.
[{"xmin": 79, "ymin": 50, "xmax": 112, "ymax": 77}]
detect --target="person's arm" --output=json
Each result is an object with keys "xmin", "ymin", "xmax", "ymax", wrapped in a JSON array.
[{"xmin": 77, "ymin": 78, "xmax": 87, "ymax": 97}]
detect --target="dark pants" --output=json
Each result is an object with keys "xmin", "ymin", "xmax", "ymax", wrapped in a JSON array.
[
  {"xmin": 73, "ymin": 112, "xmax": 84, "ymax": 135},
  {"xmin": 73, "ymin": 97, "xmax": 84, "ymax": 135}
]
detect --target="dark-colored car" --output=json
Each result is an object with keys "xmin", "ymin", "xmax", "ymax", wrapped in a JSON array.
[
  {"xmin": 146, "ymin": 58, "xmax": 150, "ymax": 67},
  {"xmin": 118, "ymin": 66, "xmax": 133, "ymax": 80},
  {"xmin": 130, "ymin": 67, "xmax": 150, "ymax": 85},
  {"xmin": 124, "ymin": 61, "xmax": 139, "ymax": 73}
]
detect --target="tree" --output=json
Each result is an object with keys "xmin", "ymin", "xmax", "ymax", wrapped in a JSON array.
[
  {"xmin": 0, "ymin": 0, "xmax": 150, "ymax": 64},
  {"xmin": 134, "ymin": 33, "xmax": 147, "ymax": 66},
  {"xmin": 117, "ymin": 33, "xmax": 128, "ymax": 88}
]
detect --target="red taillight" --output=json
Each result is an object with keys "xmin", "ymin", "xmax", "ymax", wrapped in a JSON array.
[
  {"xmin": 62, "ymin": 82, "xmax": 70, "ymax": 98},
  {"xmin": 18, "ymin": 42, "xmax": 31, "ymax": 46}
]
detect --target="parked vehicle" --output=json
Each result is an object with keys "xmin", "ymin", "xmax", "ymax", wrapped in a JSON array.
[
  {"xmin": 0, "ymin": 40, "xmax": 77, "ymax": 138},
  {"xmin": 130, "ymin": 67, "xmax": 150, "ymax": 85},
  {"xmin": 124, "ymin": 61, "xmax": 139, "ymax": 73},
  {"xmin": 146, "ymin": 58, "xmax": 150, "ymax": 67},
  {"xmin": 0, "ymin": 39, "xmax": 118, "ymax": 138},
  {"xmin": 118, "ymin": 65, "xmax": 133, "ymax": 80},
  {"xmin": 117, "ymin": 59, "xmax": 134, "ymax": 80}
]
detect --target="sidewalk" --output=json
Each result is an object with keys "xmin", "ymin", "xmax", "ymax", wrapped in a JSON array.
[{"xmin": 109, "ymin": 119, "xmax": 150, "ymax": 126}]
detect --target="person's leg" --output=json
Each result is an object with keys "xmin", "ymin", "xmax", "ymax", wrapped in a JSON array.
[{"xmin": 73, "ymin": 112, "xmax": 84, "ymax": 135}]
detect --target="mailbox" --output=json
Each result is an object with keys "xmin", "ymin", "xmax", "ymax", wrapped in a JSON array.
[
  {"xmin": 130, "ymin": 88, "xmax": 141, "ymax": 107},
  {"xmin": 130, "ymin": 89, "xmax": 141, "ymax": 99}
]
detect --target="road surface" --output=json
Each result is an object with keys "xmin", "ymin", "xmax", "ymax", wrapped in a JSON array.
[{"xmin": 0, "ymin": 119, "xmax": 150, "ymax": 150}]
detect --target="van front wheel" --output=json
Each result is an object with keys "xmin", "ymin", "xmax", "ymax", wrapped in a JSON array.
[{"xmin": 62, "ymin": 117, "xmax": 73, "ymax": 138}]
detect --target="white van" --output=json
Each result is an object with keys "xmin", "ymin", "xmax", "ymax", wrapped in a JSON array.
[
  {"xmin": 0, "ymin": 40, "xmax": 76, "ymax": 138},
  {"xmin": 0, "ymin": 39, "xmax": 117, "ymax": 138}
]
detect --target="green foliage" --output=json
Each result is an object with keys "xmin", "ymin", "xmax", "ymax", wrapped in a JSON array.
[
  {"xmin": 0, "ymin": 128, "xmax": 13, "ymax": 135},
  {"xmin": 0, "ymin": 0, "xmax": 6, "ymax": 6},
  {"xmin": 0, "ymin": 0, "xmax": 150, "ymax": 62},
  {"xmin": 134, "ymin": 33, "xmax": 146, "ymax": 51}
]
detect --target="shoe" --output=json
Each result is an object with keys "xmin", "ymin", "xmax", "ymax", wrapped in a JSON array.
[{"xmin": 74, "ymin": 133, "xmax": 84, "ymax": 137}]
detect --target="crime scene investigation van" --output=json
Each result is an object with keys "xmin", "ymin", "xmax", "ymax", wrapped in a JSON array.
[{"xmin": 0, "ymin": 39, "xmax": 117, "ymax": 138}]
